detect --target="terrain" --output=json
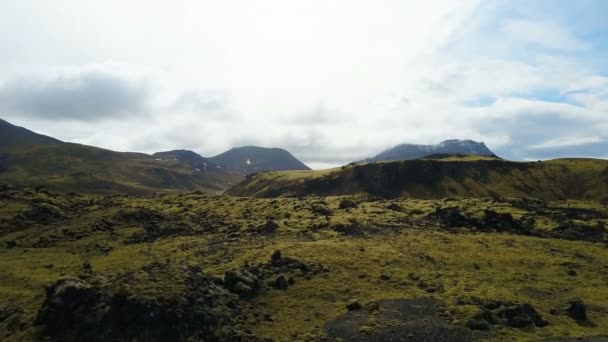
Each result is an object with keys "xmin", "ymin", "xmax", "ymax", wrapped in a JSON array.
[
  {"xmin": 228, "ymin": 156, "xmax": 608, "ymax": 202},
  {"xmin": 1, "ymin": 186, "xmax": 607, "ymax": 341},
  {"xmin": 208, "ymin": 146, "xmax": 311, "ymax": 176},
  {"xmin": 0, "ymin": 120, "xmax": 310, "ymax": 195},
  {"xmin": 365, "ymin": 139, "xmax": 496, "ymax": 163}
]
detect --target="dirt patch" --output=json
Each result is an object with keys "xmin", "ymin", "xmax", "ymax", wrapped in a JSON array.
[{"xmin": 324, "ymin": 297, "xmax": 471, "ymax": 342}]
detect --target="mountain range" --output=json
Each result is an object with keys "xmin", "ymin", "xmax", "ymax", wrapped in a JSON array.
[
  {"xmin": 0, "ymin": 119, "xmax": 309, "ymax": 194},
  {"xmin": 4, "ymin": 118, "xmax": 608, "ymax": 201}
]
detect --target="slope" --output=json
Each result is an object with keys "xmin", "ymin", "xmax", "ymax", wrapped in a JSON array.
[
  {"xmin": 208, "ymin": 146, "xmax": 311, "ymax": 175},
  {"xmin": 0, "ymin": 119, "xmax": 242, "ymax": 194},
  {"xmin": 227, "ymin": 156, "xmax": 608, "ymax": 201},
  {"xmin": 367, "ymin": 139, "xmax": 496, "ymax": 162}
]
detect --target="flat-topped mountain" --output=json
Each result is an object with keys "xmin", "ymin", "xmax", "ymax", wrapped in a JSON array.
[
  {"xmin": 228, "ymin": 155, "xmax": 608, "ymax": 201},
  {"xmin": 208, "ymin": 146, "xmax": 311, "ymax": 175},
  {"xmin": 366, "ymin": 139, "xmax": 495, "ymax": 162}
]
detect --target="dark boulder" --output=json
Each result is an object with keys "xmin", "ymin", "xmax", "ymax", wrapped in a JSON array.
[
  {"xmin": 338, "ymin": 199, "xmax": 358, "ymax": 210},
  {"xmin": 35, "ymin": 270, "xmax": 246, "ymax": 341},
  {"xmin": 430, "ymin": 207, "xmax": 474, "ymax": 229},
  {"xmin": 311, "ymin": 204, "xmax": 333, "ymax": 216}
]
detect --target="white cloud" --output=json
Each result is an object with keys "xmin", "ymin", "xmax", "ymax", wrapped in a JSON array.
[
  {"xmin": 501, "ymin": 19, "xmax": 589, "ymax": 51},
  {"xmin": 530, "ymin": 137, "xmax": 603, "ymax": 149},
  {"xmin": 1, "ymin": 0, "xmax": 607, "ymax": 168}
]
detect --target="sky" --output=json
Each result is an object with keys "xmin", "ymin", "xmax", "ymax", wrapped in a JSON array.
[{"xmin": 1, "ymin": 0, "xmax": 607, "ymax": 169}]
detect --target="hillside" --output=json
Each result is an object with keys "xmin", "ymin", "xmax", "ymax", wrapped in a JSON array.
[
  {"xmin": 153, "ymin": 149, "xmax": 222, "ymax": 171},
  {"xmin": 366, "ymin": 139, "xmax": 496, "ymax": 162},
  {"xmin": 209, "ymin": 146, "xmax": 311, "ymax": 175},
  {"xmin": 0, "ymin": 119, "xmax": 62, "ymax": 149},
  {"xmin": 0, "ymin": 120, "xmax": 243, "ymax": 194},
  {"xmin": 0, "ymin": 143, "xmax": 243, "ymax": 194},
  {"xmin": 227, "ymin": 156, "xmax": 608, "ymax": 201}
]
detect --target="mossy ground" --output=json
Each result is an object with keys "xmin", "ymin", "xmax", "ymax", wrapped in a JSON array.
[{"xmin": 1, "ymin": 188, "xmax": 607, "ymax": 341}]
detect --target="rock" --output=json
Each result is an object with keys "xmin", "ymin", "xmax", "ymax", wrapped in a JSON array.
[
  {"xmin": 272, "ymin": 276, "xmax": 289, "ymax": 290},
  {"xmin": 346, "ymin": 299, "xmax": 362, "ymax": 311},
  {"xmin": 566, "ymin": 299, "xmax": 588, "ymax": 322},
  {"xmin": 338, "ymin": 199, "xmax": 357, "ymax": 210},
  {"xmin": 550, "ymin": 222, "xmax": 607, "ymax": 243},
  {"xmin": 312, "ymin": 204, "xmax": 333, "ymax": 216},
  {"xmin": 430, "ymin": 207, "xmax": 474, "ymax": 229},
  {"xmin": 35, "ymin": 270, "xmax": 245, "ymax": 341},
  {"xmin": 260, "ymin": 219, "xmax": 279, "ymax": 234},
  {"xmin": 495, "ymin": 303, "xmax": 548, "ymax": 328},
  {"xmin": 224, "ymin": 270, "xmax": 261, "ymax": 297},
  {"xmin": 470, "ymin": 300, "xmax": 549, "ymax": 329},
  {"xmin": 481, "ymin": 210, "xmax": 530, "ymax": 235},
  {"xmin": 386, "ymin": 202, "xmax": 403, "ymax": 211},
  {"xmin": 271, "ymin": 250, "xmax": 282, "ymax": 262},
  {"xmin": 466, "ymin": 319, "xmax": 491, "ymax": 331}
]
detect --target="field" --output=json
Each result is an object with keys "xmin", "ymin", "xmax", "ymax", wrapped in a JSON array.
[{"xmin": 1, "ymin": 186, "xmax": 607, "ymax": 341}]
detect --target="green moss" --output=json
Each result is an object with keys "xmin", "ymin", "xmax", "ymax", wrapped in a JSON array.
[{"xmin": 1, "ymin": 190, "xmax": 607, "ymax": 340}]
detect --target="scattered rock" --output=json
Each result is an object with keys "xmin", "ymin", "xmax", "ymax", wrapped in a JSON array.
[
  {"xmin": 466, "ymin": 300, "xmax": 549, "ymax": 330},
  {"xmin": 565, "ymin": 299, "xmax": 595, "ymax": 326},
  {"xmin": 346, "ymin": 299, "xmax": 362, "ymax": 311},
  {"xmin": 35, "ymin": 269, "xmax": 247, "ymax": 341},
  {"xmin": 259, "ymin": 219, "xmax": 279, "ymax": 234},
  {"xmin": 271, "ymin": 276, "xmax": 289, "ymax": 290},
  {"xmin": 386, "ymin": 202, "xmax": 403, "ymax": 211},
  {"xmin": 466, "ymin": 318, "xmax": 490, "ymax": 331},
  {"xmin": 549, "ymin": 222, "xmax": 607, "ymax": 243},
  {"xmin": 429, "ymin": 207, "xmax": 474, "ymax": 229},
  {"xmin": 339, "ymin": 199, "xmax": 358, "ymax": 210},
  {"xmin": 224, "ymin": 270, "xmax": 261, "ymax": 297},
  {"xmin": 311, "ymin": 204, "xmax": 333, "ymax": 216}
]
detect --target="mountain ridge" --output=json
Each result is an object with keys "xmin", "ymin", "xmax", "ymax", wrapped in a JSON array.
[
  {"xmin": 0, "ymin": 119, "xmax": 311, "ymax": 194},
  {"xmin": 366, "ymin": 139, "xmax": 496, "ymax": 163},
  {"xmin": 227, "ymin": 156, "xmax": 608, "ymax": 201}
]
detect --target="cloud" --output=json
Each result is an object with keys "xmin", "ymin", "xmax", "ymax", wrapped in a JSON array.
[
  {"xmin": 501, "ymin": 19, "xmax": 589, "ymax": 51},
  {"xmin": 530, "ymin": 136, "xmax": 603, "ymax": 149},
  {"xmin": 0, "ymin": 64, "xmax": 151, "ymax": 121},
  {"xmin": 1, "ymin": 1, "xmax": 608, "ymax": 168}
]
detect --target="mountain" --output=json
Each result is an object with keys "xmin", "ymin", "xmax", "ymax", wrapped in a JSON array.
[
  {"xmin": 366, "ymin": 139, "xmax": 495, "ymax": 162},
  {"xmin": 227, "ymin": 155, "xmax": 608, "ymax": 201},
  {"xmin": 208, "ymin": 146, "xmax": 311, "ymax": 175},
  {"xmin": 0, "ymin": 119, "xmax": 242, "ymax": 194},
  {"xmin": 0, "ymin": 118, "xmax": 63, "ymax": 149},
  {"xmin": 152, "ymin": 149, "xmax": 222, "ymax": 171}
]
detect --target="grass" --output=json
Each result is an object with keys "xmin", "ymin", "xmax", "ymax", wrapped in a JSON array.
[
  {"xmin": 227, "ymin": 156, "xmax": 608, "ymax": 202},
  {"xmin": 1, "ymin": 189, "xmax": 607, "ymax": 341}
]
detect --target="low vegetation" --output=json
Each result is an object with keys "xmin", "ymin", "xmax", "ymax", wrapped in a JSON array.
[
  {"xmin": 1, "ymin": 185, "xmax": 607, "ymax": 341},
  {"xmin": 228, "ymin": 156, "xmax": 608, "ymax": 202}
]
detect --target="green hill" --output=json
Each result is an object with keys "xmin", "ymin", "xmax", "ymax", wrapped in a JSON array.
[
  {"xmin": 0, "ymin": 119, "xmax": 62, "ymax": 149},
  {"xmin": 227, "ymin": 156, "xmax": 608, "ymax": 201},
  {"xmin": 0, "ymin": 119, "xmax": 243, "ymax": 194}
]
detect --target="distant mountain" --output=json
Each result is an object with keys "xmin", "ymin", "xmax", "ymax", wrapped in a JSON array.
[
  {"xmin": 208, "ymin": 146, "xmax": 311, "ymax": 175},
  {"xmin": 153, "ymin": 150, "xmax": 221, "ymax": 171},
  {"xmin": 0, "ymin": 119, "xmax": 242, "ymax": 194},
  {"xmin": 367, "ymin": 139, "xmax": 495, "ymax": 163},
  {"xmin": 0, "ymin": 119, "xmax": 63, "ymax": 150},
  {"xmin": 227, "ymin": 155, "xmax": 608, "ymax": 201}
]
